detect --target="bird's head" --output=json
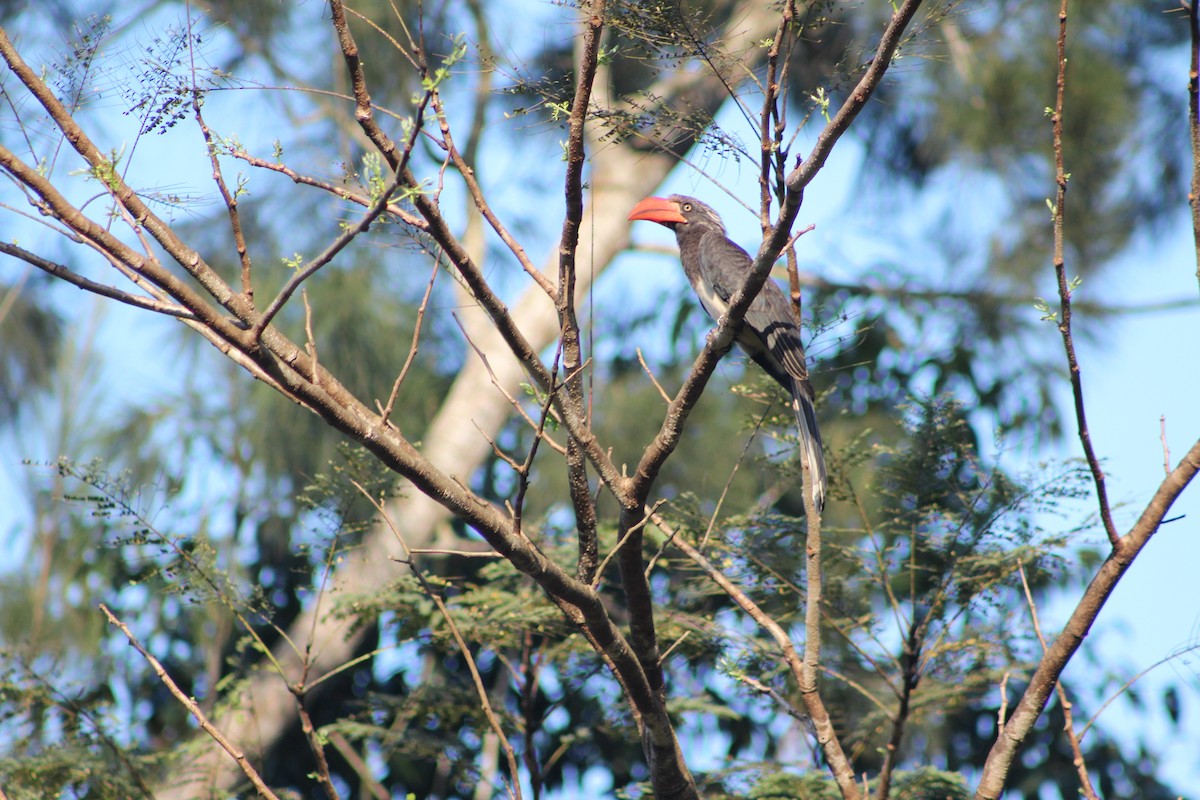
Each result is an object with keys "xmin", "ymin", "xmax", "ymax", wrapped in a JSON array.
[{"xmin": 627, "ymin": 194, "xmax": 726, "ymax": 234}]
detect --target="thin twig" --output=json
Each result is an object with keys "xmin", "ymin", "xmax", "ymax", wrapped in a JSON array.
[
  {"xmin": 349, "ymin": 483, "xmax": 524, "ymax": 800},
  {"xmin": 636, "ymin": 348, "xmax": 672, "ymax": 404},
  {"xmin": 296, "ymin": 700, "xmax": 340, "ymax": 800},
  {"xmin": 1047, "ymin": 0, "xmax": 1120, "ymax": 548},
  {"xmin": 1078, "ymin": 639, "xmax": 1200, "ymax": 741},
  {"xmin": 758, "ymin": 0, "xmax": 796, "ymax": 222},
  {"xmin": 252, "ymin": 87, "xmax": 435, "ymax": 336},
  {"xmin": 451, "ymin": 312, "xmax": 568, "ymax": 456},
  {"xmin": 594, "ymin": 500, "xmax": 664, "ymax": 586},
  {"xmin": 700, "ymin": 404, "xmax": 769, "ymax": 550},
  {"xmin": 659, "ymin": 513, "xmax": 861, "ymax": 799},
  {"xmin": 519, "ymin": 631, "xmax": 545, "ymax": 800},
  {"xmin": 0, "ymin": 29, "xmax": 246, "ymax": 332},
  {"xmin": 1161, "ymin": 415, "xmax": 1171, "ymax": 477},
  {"xmin": 1017, "ymin": 562, "xmax": 1098, "ymax": 800},
  {"xmin": 427, "ymin": 89, "xmax": 554, "ymax": 298},
  {"xmin": 380, "ymin": 257, "xmax": 441, "ymax": 424},
  {"xmin": 226, "ymin": 148, "xmax": 427, "ymax": 228},
  {"xmin": 513, "ymin": 345, "xmax": 567, "ymax": 534},
  {"xmin": 1189, "ymin": 0, "xmax": 1200, "ymax": 295},
  {"xmin": 426, "ymin": 587, "xmax": 522, "ymax": 800},
  {"xmin": 186, "ymin": 11, "xmax": 253, "ymax": 299},
  {"xmin": 100, "ymin": 604, "xmax": 283, "ymax": 800},
  {"xmin": 327, "ymin": 732, "xmax": 390, "ymax": 800},
  {"xmin": 302, "ymin": 289, "xmax": 320, "ymax": 387},
  {"xmin": 0, "ymin": 242, "xmax": 194, "ymax": 319},
  {"xmin": 737, "ymin": 673, "xmax": 809, "ymax": 725},
  {"xmin": 409, "ymin": 546, "xmax": 502, "ymax": 557}
]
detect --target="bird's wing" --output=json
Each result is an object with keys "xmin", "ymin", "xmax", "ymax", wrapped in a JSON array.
[
  {"xmin": 687, "ymin": 230, "xmax": 741, "ymax": 319},
  {"xmin": 694, "ymin": 230, "xmax": 826, "ymax": 510},
  {"xmin": 694, "ymin": 230, "xmax": 811, "ymax": 384}
]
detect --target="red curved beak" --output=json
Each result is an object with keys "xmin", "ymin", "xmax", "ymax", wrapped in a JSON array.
[{"xmin": 627, "ymin": 196, "xmax": 686, "ymax": 226}]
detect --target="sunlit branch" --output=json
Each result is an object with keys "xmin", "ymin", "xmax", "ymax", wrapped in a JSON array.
[
  {"xmin": 100, "ymin": 604, "xmax": 284, "ymax": 800},
  {"xmin": 974, "ymin": 436, "xmax": 1200, "ymax": 799},
  {"xmin": 429, "ymin": 88, "xmax": 555, "ymax": 298},
  {"xmin": 661, "ymin": 513, "xmax": 861, "ymax": 800},
  {"xmin": 1044, "ymin": 0, "xmax": 1120, "ymax": 549},
  {"xmin": 0, "ymin": 242, "xmax": 192, "ymax": 319},
  {"xmin": 226, "ymin": 147, "xmax": 429, "ymax": 228},
  {"xmin": 1017, "ymin": 563, "xmax": 1099, "ymax": 800},
  {"xmin": 186, "ymin": 12, "xmax": 254, "ymax": 299},
  {"xmin": 0, "ymin": 27, "xmax": 247, "ymax": 326},
  {"xmin": 253, "ymin": 88, "xmax": 435, "ymax": 336}
]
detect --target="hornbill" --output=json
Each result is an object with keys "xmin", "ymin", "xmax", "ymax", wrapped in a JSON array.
[{"xmin": 627, "ymin": 194, "xmax": 827, "ymax": 510}]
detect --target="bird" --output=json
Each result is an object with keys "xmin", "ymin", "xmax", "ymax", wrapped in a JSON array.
[{"xmin": 627, "ymin": 194, "xmax": 827, "ymax": 510}]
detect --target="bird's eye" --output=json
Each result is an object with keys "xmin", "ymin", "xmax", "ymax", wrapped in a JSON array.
[{"xmin": 681, "ymin": 203, "xmax": 693, "ymax": 212}]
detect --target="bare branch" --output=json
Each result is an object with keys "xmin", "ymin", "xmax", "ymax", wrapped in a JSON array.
[
  {"xmin": 1017, "ymin": 563, "xmax": 1098, "ymax": 800},
  {"xmin": 186, "ymin": 12, "xmax": 254, "ymax": 299},
  {"xmin": 0, "ymin": 242, "xmax": 192, "ymax": 318},
  {"xmin": 453, "ymin": 312, "xmax": 568, "ymax": 456},
  {"xmin": 327, "ymin": 733, "xmax": 390, "ymax": 800},
  {"xmin": 100, "ymin": 604, "xmax": 283, "ymax": 800},
  {"xmin": 1189, "ymin": 0, "xmax": 1200, "ymax": 295},
  {"xmin": 0, "ymin": 27, "xmax": 248, "ymax": 326},
  {"xmin": 253, "ymin": 87, "xmax": 434, "ymax": 336},
  {"xmin": 1046, "ymin": 0, "xmax": 1120, "ymax": 548},
  {"xmin": 595, "ymin": 501, "xmax": 665, "ymax": 585},
  {"xmin": 295, "ymin": 700, "xmax": 340, "ymax": 800},
  {"xmin": 428, "ymin": 88, "xmax": 555, "ymax": 298},
  {"xmin": 758, "ymin": 0, "xmax": 796, "ymax": 220},
  {"xmin": 636, "ymin": 348, "xmax": 672, "ymax": 404},
  {"xmin": 1161, "ymin": 415, "xmax": 1172, "ymax": 477},
  {"xmin": 226, "ymin": 147, "xmax": 428, "ymax": 229},
  {"xmin": 700, "ymin": 406, "xmax": 768, "ymax": 549},
  {"xmin": 661, "ymin": 515, "xmax": 861, "ymax": 799},
  {"xmin": 380, "ymin": 258, "xmax": 441, "ymax": 425},
  {"xmin": 974, "ymin": 437, "xmax": 1200, "ymax": 799},
  {"xmin": 1079, "ymin": 640, "xmax": 1200, "ymax": 741}
]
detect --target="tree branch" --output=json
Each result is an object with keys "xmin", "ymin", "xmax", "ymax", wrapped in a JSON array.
[
  {"xmin": 253, "ymin": 86, "xmax": 434, "ymax": 336},
  {"xmin": 663, "ymin": 516, "xmax": 861, "ymax": 800},
  {"xmin": 1189, "ymin": 0, "xmax": 1200, "ymax": 296},
  {"xmin": 1017, "ymin": 563, "xmax": 1098, "ymax": 800},
  {"xmin": 0, "ymin": 242, "xmax": 192, "ymax": 318},
  {"xmin": 225, "ymin": 147, "xmax": 428, "ymax": 228},
  {"xmin": 186, "ymin": 11, "xmax": 254, "ymax": 300},
  {"xmin": 100, "ymin": 604, "xmax": 283, "ymax": 800},
  {"xmin": 1046, "ymin": 0, "xmax": 1120, "ymax": 548},
  {"xmin": 0, "ymin": 26, "xmax": 248, "ymax": 326},
  {"xmin": 974, "ymin": 437, "xmax": 1200, "ymax": 799}
]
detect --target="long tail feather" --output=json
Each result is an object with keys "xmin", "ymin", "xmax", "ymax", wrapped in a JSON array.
[{"xmin": 790, "ymin": 380, "xmax": 827, "ymax": 511}]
